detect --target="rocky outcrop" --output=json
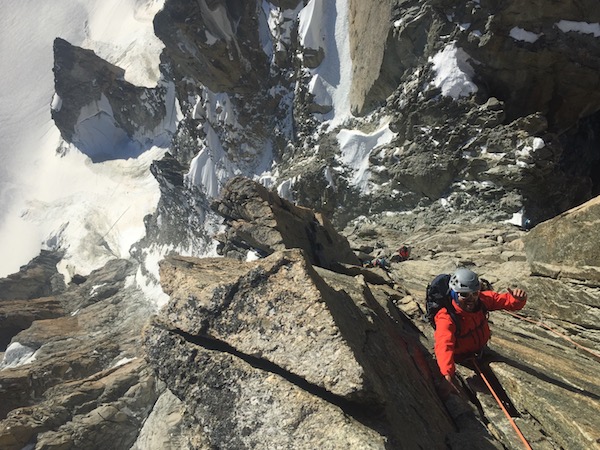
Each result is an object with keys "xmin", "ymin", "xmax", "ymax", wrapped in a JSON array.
[
  {"xmin": 154, "ymin": 0, "xmax": 270, "ymax": 96},
  {"xmin": 212, "ymin": 176, "xmax": 361, "ymax": 269},
  {"xmin": 1, "ymin": 178, "xmax": 599, "ymax": 449},
  {"xmin": 281, "ymin": 0, "xmax": 600, "ymax": 229},
  {"xmin": 6, "ymin": 0, "xmax": 600, "ymax": 448},
  {"xmin": 347, "ymin": 219, "xmax": 600, "ymax": 450},
  {"xmin": 0, "ymin": 251, "xmax": 67, "ymax": 352},
  {"xmin": 144, "ymin": 250, "xmax": 456, "ymax": 449},
  {"xmin": 52, "ymin": 38, "xmax": 172, "ymax": 162},
  {"xmin": 130, "ymin": 153, "xmax": 221, "ymax": 282},
  {"xmin": 142, "ymin": 179, "xmax": 598, "ymax": 449},
  {"xmin": 0, "ymin": 259, "xmax": 160, "ymax": 450},
  {"xmin": 352, "ymin": 0, "xmax": 600, "ymax": 134},
  {"xmin": 0, "ymin": 251, "xmax": 65, "ymax": 302}
]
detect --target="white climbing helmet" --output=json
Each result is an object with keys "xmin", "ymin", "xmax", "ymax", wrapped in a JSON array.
[{"xmin": 449, "ymin": 268, "xmax": 481, "ymax": 293}]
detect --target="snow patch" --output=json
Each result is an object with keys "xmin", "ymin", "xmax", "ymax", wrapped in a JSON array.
[
  {"xmin": 505, "ymin": 210, "xmax": 525, "ymax": 227},
  {"xmin": 135, "ymin": 261, "xmax": 170, "ymax": 310},
  {"xmin": 196, "ymin": 0, "xmax": 237, "ymax": 44},
  {"xmin": 298, "ymin": 0, "xmax": 325, "ymax": 50},
  {"xmin": 51, "ymin": 93, "xmax": 63, "ymax": 112},
  {"xmin": 82, "ymin": 0, "xmax": 165, "ymax": 87},
  {"xmin": 430, "ymin": 43, "xmax": 478, "ymax": 99},
  {"xmin": 298, "ymin": 0, "xmax": 353, "ymax": 125},
  {"xmin": 0, "ymin": 0, "xmax": 167, "ymax": 276},
  {"xmin": 185, "ymin": 123, "xmax": 238, "ymax": 199},
  {"xmin": 112, "ymin": 356, "xmax": 136, "ymax": 368},
  {"xmin": 74, "ymin": 94, "xmax": 144, "ymax": 162},
  {"xmin": 9, "ymin": 144, "xmax": 167, "ymax": 283},
  {"xmin": 277, "ymin": 177, "xmax": 297, "ymax": 201},
  {"xmin": 532, "ymin": 137, "xmax": 545, "ymax": 150},
  {"xmin": 308, "ymin": 74, "xmax": 333, "ymax": 109},
  {"xmin": 336, "ymin": 119, "xmax": 396, "ymax": 194},
  {"xmin": 246, "ymin": 250, "xmax": 262, "ymax": 262},
  {"xmin": 509, "ymin": 27, "xmax": 542, "ymax": 43},
  {"xmin": 1, "ymin": 342, "xmax": 37, "ymax": 369},
  {"xmin": 261, "ymin": 1, "xmax": 303, "ymax": 64},
  {"xmin": 556, "ymin": 20, "xmax": 600, "ymax": 37},
  {"xmin": 90, "ymin": 283, "xmax": 108, "ymax": 297}
]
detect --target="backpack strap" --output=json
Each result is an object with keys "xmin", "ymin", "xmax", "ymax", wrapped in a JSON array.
[{"xmin": 445, "ymin": 300, "xmax": 461, "ymax": 336}]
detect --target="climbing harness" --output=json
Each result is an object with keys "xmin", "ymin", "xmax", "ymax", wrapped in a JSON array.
[
  {"xmin": 470, "ymin": 358, "xmax": 533, "ymax": 450},
  {"xmin": 503, "ymin": 310, "xmax": 600, "ymax": 360}
]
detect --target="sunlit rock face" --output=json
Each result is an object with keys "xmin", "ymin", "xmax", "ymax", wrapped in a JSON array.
[
  {"xmin": 0, "ymin": 259, "xmax": 158, "ymax": 450},
  {"xmin": 211, "ymin": 176, "xmax": 360, "ymax": 268},
  {"xmin": 2, "ymin": 0, "xmax": 600, "ymax": 449},
  {"xmin": 524, "ymin": 195, "xmax": 600, "ymax": 285},
  {"xmin": 145, "ymin": 249, "xmax": 455, "ymax": 449}
]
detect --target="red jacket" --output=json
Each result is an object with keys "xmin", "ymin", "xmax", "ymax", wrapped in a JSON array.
[{"xmin": 434, "ymin": 291, "xmax": 526, "ymax": 376}]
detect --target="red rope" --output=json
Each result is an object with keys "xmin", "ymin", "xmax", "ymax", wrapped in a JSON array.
[
  {"xmin": 503, "ymin": 310, "xmax": 600, "ymax": 360},
  {"xmin": 471, "ymin": 358, "xmax": 533, "ymax": 450}
]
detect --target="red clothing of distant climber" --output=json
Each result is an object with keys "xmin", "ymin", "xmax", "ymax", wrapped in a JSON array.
[{"xmin": 434, "ymin": 290, "xmax": 526, "ymax": 377}]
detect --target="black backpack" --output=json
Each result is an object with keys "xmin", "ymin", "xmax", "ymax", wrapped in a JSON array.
[
  {"xmin": 425, "ymin": 274, "xmax": 461, "ymax": 334},
  {"xmin": 425, "ymin": 273, "xmax": 492, "ymax": 335}
]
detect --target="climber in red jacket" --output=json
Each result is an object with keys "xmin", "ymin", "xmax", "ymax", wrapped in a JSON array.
[{"xmin": 434, "ymin": 268, "xmax": 527, "ymax": 393}]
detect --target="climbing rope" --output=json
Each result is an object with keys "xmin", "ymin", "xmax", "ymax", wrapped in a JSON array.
[
  {"xmin": 503, "ymin": 310, "xmax": 600, "ymax": 360},
  {"xmin": 470, "ymin": 358, "xmax": 533, "ymax": 450}
]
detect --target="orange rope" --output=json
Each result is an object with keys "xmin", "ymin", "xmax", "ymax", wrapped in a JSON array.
[
  {"xmin": 471, "ymin": 359, "xmax": 533, "ymax": 450},
  {"xmin": 503, "ymin": 311, "xmax": 600, "ymax": 360}
]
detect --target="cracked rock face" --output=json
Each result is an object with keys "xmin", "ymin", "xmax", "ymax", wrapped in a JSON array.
[{"xmin": 145, "ymin": 249, "xmax": 454, "ymax": 449}]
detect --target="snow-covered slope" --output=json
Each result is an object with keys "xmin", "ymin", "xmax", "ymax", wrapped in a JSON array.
[{"xmin": 0, "ymin": 0, "xmax": 164, "ymax": 278}]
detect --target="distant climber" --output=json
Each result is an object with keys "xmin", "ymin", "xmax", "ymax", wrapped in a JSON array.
[
  {"xmin": 391, "ymin": 245, "xmax": 410, "ymax": 262},
  {"xmin": 430, "ymin": 268, "xmax": 527, "ymax": 394}
]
